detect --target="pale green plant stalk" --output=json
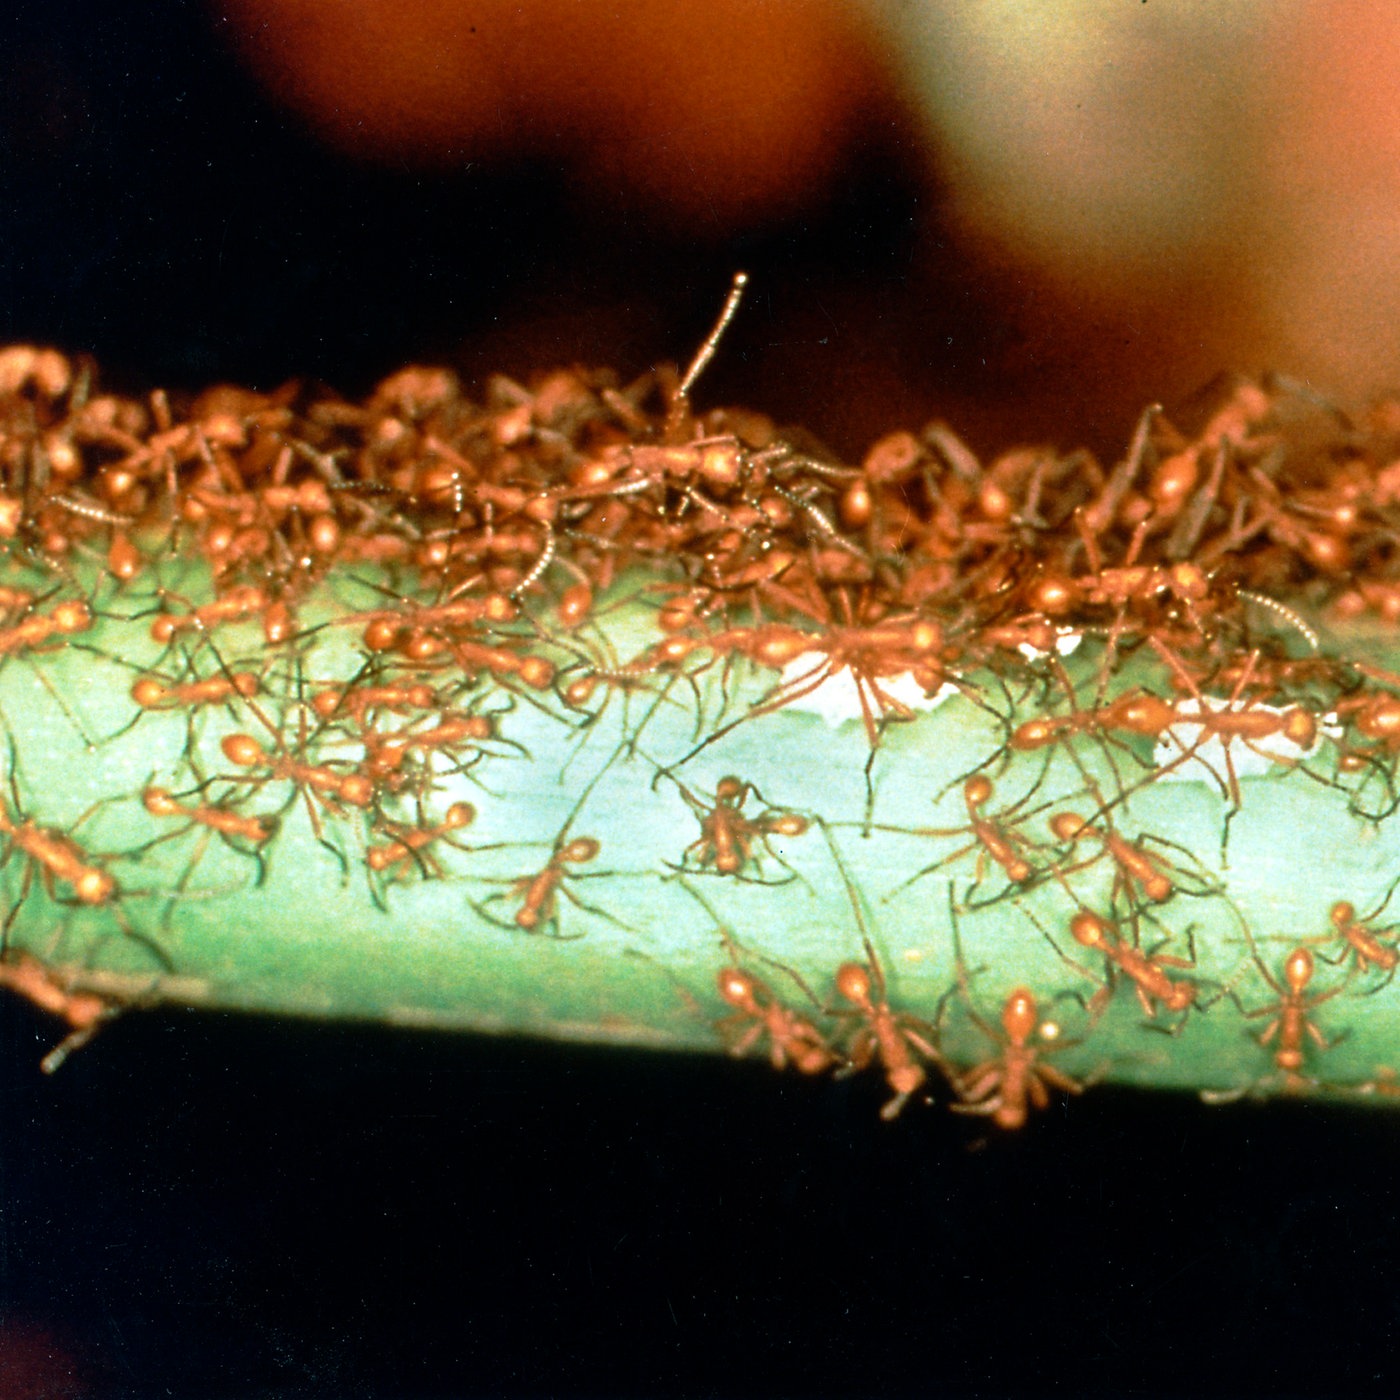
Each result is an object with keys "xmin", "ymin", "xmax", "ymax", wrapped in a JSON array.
[{"xmin": 6, "ymin": 552, "xmax": 1400, "ymax": 1119}]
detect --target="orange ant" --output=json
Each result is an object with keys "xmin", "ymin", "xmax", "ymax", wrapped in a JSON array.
[
  {"xmin": 142, "ymin": 786, "xmax": 277, "ymax": 848},
  {"xmin": 830, "ymin": 958, "xmax": 945, "ymax": 1120},
  {"xmin": 880, "ymin": 773, "xmax": 1057, "ymax": 903},
  {"xmin": 310, "ymin": 678, "xmax": 439, "ymax": 725},
  {"xmin": 359, "ymin": 713, "xmax": 497, "ymax": 784},
  {"xmin": 1206, "ymin": 922, "xmax": 1353, "ymax": 1101},
  {"xmin": 552, "ymin": 616, "xmax": 708, "ymax": 753},
  {"xmin": 473, "ymin": 835, "xmax": 613, "ymax": 939},
  {"xmin": 1000, "ymin": 656, "xmax": 1167, "ymax": 796},
  {"xmin": 941, "ymin": 890, "xmax": 1086, "ymax": 1128},
  {"xmin": 715, "ymin": 965, "xmax": 837, "ymax": 1076},
  {"xmin": 822, "ymin": 823, "xmax": 946, "ymax": 1118},
  {"xmin": 218, "ymin": 728, "xmax": 375, "ymax": 879},
  {"xmin": 1033, "ymin": 506, "xmax": 1215, "ymax": 638},
  {"xmin": 947, "ymin": 986, "xmax": 1085, "ymax": 1129},
  {"xmin": 956, "ymin": 775, "xmax": 1037, "ymax": 885},
  {"xmin": 1334, "ymin": 686, "xmax": 1400, "ymax": 754},
  {"xmin": 1010, "ymin": 686, "xmax": 1177, "ymax": 758},
  {"xmin": 0, "ymin": 783, "xmax": 115, "ymax": 939},
  {"xmin": 1318, "ymin": 895, "xmax": 1399, "ymax": 980},
  {"xmin": 1244, "ymin": 946, "xmax": 1345, "ymax": 1082},
  {"xmin": 1064, "ymin": 907, "xmax": 1198, "ymax": 1018},
  {"xmin": 415, "ymin": 635, "xmax": 555, "ymax": 691},
  {"xmin": 0, "ymin": 597, "xmax": 91, "ymax": 655},
  {"xmin": 737, "ymin": 608, "xmax": 949, "ymax": 749},
  {"xmin": 1331, "ymin": 672, "xmax": 1400, "ymax": 790},
  {"xmin": 668, "ymin": 597, "xmax": 957, "ymax": 788},
  {"xmin": 0, "ymin": 951, "xmax": 118, "ymax": 1073},
  {"xmin": 666, "ymin": 774, "xmax": 808, "ymax": 880},
  {"xmin": 1147, "ymin": 646, "xmax": 1321, "ymax": 809},
  {"xmin": 365, "ymin": 801, "xmax": 475, "ymax": 880},
  {"xmin": 131, "ymin": 670, "xmax": 259, "ymax": 710},
  {"xmin": 352, "ymin": 591, "xmax": 517, "ymax": 654},
  {"xmin": 120, "ymin": 748, "xmax": 280, "ymax": 913},
  {"xmin": 221, "ymin": 732, "xmax": 375, "ymax": 810},
  {"xmin": 1049, "ymin": 810, "xmax": 1181, "ymax": 904},
  {"xmin": 149, "ymin": 584, "xmax": 268, "ymax": 644}
]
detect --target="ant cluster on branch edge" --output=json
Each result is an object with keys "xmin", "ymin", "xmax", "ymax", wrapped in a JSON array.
[{"xmin": 0, "ymin": 277, "xmax": 1399, "ymax": 1123}]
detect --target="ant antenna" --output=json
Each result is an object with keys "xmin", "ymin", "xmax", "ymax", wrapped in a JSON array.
[
  {"xmin": 671, "ymin": 271, "xmax": 750, "ymax": 418},
  {"xmin": 1237, "ymin": 589, "xmax": 1321, "ymax": 654}
]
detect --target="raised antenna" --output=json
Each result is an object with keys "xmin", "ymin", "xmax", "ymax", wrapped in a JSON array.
[
  {"xmin": 1237, "ymin": 589, "xmax": 1321, "ymax": 654},
  {"xmin": 674, "ymin": 271, "xmax": 749, "ymax": 407}
]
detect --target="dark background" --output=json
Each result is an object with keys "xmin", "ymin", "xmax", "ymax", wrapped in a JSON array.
[{"xmin": 3, "ymin": 4, "xmax": 1400, "ymax": 1397}]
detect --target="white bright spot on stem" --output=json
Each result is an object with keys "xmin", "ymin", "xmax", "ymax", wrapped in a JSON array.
[
  {"xmin": 776, "ymin": 654, "xmax": 957, "ymax": 728},
  {"xmin": 1018, "ymin": 629, "xmax": 1083, "ymax": 662}
]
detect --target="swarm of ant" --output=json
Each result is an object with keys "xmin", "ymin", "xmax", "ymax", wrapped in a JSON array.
[{"xmin": 6, "ymin": 274, "xmax": 1400, "ymax": 1120}]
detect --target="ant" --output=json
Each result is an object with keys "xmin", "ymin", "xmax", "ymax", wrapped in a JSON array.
[
  {"xmin": 552, "ymin": 615, "xmax": 710, "ymax": 761},
  {"xmin": 131, "ymin": 669, "xmax": 259, "ymax": 711},
  {"xmin": 217, "ymin": 725, "xmax": 375, "ymax": 880},
  {"xmin": 311, "ymin": 678, "xmax": 440, "ymax": 726},
  {"xmin": 947, "ymin": 986, "xmax": 1086, "ymax": 1129},
  {"xmin": 142, "ymin": 786, "xmax": 277, "ymax": 848},
  {"xmin": 358, "ymin": 712, "xmax": 497, "ymax": 785},
  {"xmin": 1147, "ymin": 646, "xmax": 1321, "ymax": 810},
  {"xmin": 148, "ymin": 584, "xmax": 268, "ymax": 645},
  {"xmin": 1010, "ymin": 685, "xmax": 1177, "ymax": 758},
  {"xmin": 738, "ymin": 606, "xmax": 949, "ymax": 750},
  {"xmin": 473, "ymin": 835, "xmax": 616, "ymax": 938},
  {"xmin": 941, "ymin": 890, "xmax": 1086, "ymax": 1129},
  {"xmin": 879, "ymin": 773, "xmax": 1058, "ymax": 904},
  {"xmin": 221, "ymin": 732, "xmax": 375, "ymax": 811},
  {"xmin": 1318, "ymin": 895, "xmax": 1399, "ymax": 980},
  {"xmin": 830, "ymin": 958, "xmax": 945, "ymax": 1120},
  {"xmin": 366, "ymin": 801, "xmax": 476, "ymax": 881},
  {"xmin": 715, "ymin": 963, "xmax": 837, "ymax": 1076},
  {"xmin": 1206, "ymin": 925, "xmax": 1353, "ymax": 1101},
  {"xmin": 1000, "ymin": 655, "xmax": 1164, "ymax": 796},
  {"xmin": 823, "ymin": 823, "xmax": 946, "ymax": 1118},
  {"xmin": 0, "ymin": 777, "xmax": 115, "ymax": 944},
  {"xmin": 121, "ymin": 754, "xmax": 282, "ymax": 918},
  {"xmin": 1048, "ymin": 809, "xmax": 1183, "ymax": 904},
  {"xmin": 0, "ymin": 951, "xmax": 118, "ymax": 1073},
  {"xmin": 666, "ymin": 774, "xmax": 808, "ymax": 880},
  {"xmin": 1248, "ymin": 947, "xmax": 1344, "ymax": 1079},
  {"xmin": 1063, "ymin": 907, "xmax": 1198, "ymax": 1019},
  {"xmin": 0, "ymin": 596, "xmax": 91, "ymax": 656}
]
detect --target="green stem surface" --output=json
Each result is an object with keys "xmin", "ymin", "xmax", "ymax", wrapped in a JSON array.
[{"xmin": 8, "ymin": 556, "xmax": 1400, "ymax": 1111}]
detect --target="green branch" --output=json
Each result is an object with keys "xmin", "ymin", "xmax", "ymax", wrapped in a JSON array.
[
  {"xmin": 5, "ymin": 340, "xmax": 1400, "ymax": 1123},
  {"xmin": 5, "ymin": 554, "xmax": 1400, "ymax": 1118}
]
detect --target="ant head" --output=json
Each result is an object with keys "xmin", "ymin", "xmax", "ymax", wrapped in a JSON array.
[
  {"xmin": 1284, "ymin": 947, "xmax": 1315, "ymax": 994},
  {"xmin": 714, "ymin": 776, "xmax": 747, "ymax": 804},
  {"xmin": 1001, "ymin": 988, "xmax": 1038, "ymax": 1043},
  {"xmin": 75, "ymin": 869, "xmax": 116, "ymax": 904},
  {"xmin": 716, "ymin": 966, "xmax": 759, "ymax": 1011},
  {"xmin": 834, "ymin": 962, "xmax": 874, "ymax": 1009},
  {"xmin": 963, "ymin": 775, "xmax": 993, "ymax": 811},
  {"xmin": 1069, "ymin": 910, "xmax": 1110, "ymax": 951},
  {"xmin": 560, "ymin": 837, "xmax": 600, "ymax": 865},
  {"xmin": 1165, "ymin": 984, "xmax": 1197, "ymax": 1013}
]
